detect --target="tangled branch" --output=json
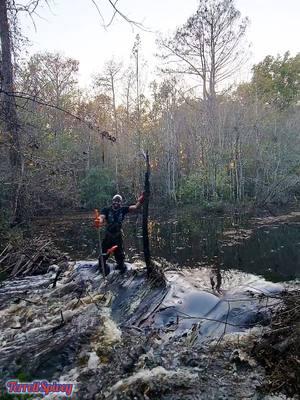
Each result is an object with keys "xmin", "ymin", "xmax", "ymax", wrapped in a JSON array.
[{"xmin": 1, "ymin": 89, "xmax": 116, "ymax": 142}]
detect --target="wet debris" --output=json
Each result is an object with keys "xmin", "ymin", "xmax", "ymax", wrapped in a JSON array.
[
  {"xmin": 252, "ymin": 290, "xmax": 300, "ymax": 398},
  {"xmin": 100, "ymin": 366, "xmax": 198, "ymax": 400},
  {"xmin": 0, "ymin": 235, "xmax": 68, "ymax": 278},
  {"xmin": 0, "ymin": 261, "xmax": 297, "ymax": 399}
]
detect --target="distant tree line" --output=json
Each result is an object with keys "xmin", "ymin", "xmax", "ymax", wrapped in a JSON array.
[{"xmin": 0, "ymin": 0, "xmax": 299, "ymax": 225}]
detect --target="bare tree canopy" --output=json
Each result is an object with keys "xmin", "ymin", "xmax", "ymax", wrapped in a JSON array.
[{"xmin": 159, "ymin": 0, "xmax": 249, "ymax": 100}]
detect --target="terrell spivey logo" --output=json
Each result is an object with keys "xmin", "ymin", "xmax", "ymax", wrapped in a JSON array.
[{"xmin": 6, "ymin": 380, "xmax": 74, "ymax": 397}]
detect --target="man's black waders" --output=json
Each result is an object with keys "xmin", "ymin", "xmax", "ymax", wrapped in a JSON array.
[{"xmin": 100, "ymin": 230, "xmax": 126, "ymax": 275}]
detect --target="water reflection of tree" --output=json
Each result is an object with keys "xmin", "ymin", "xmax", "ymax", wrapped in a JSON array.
[
  {"xmin": 210, "ymin": 265, "xmax": 222, "ymax": 292},
  {"xmin": 209, "ymin": 239, "xmax": 223, "ymax": 292},
  {"xmin": 128, "ymin": 211, "xmax": 238, "ymax": 266}
]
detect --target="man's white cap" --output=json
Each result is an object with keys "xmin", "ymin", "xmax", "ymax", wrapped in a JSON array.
[{"xmin": 112, "ymin": 194, "xmax": 123, "ymax": 202}]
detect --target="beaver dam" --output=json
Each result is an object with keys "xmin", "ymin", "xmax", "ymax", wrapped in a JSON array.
[
  {"xmin": 0, "ymin": 261, "xmax": 298, "ymax": 399},
  {"xmin": 0, "ymin": 210, "xmax": 299, "ymax": 399}
]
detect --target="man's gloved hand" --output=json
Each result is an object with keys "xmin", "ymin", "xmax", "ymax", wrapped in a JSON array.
[
  {"xmin": 138, "ymin": 192, "xmax": 145, "ymax": 204},
  {"xmin": 106, "ymin": 245, "xmax": 118, "ymax": 256}
]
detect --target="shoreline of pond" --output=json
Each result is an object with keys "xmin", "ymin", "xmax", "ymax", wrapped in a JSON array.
[
  {"xmin": 28, "ymin": 200, "xmax": 299, "ymax": 221},
  {"xmin": 28, "ymin": 207, "xmax": 300, "ymax": 282}
]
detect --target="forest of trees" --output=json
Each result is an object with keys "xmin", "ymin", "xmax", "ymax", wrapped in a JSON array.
[{"xmin": 0, "ymin": 0, "xmax": 299, "ymax": 226}]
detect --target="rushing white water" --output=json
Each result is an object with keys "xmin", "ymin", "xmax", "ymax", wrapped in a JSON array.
[{"xmin": 0, "ymin": 260, "xmax": 284, "ymax": 399}]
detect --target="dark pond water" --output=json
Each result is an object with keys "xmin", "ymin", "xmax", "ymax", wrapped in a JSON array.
[{"xmin": 34, "ymin": 209, "xmax": 300, "ymax": 282}]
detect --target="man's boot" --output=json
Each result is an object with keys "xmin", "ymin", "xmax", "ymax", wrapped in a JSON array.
[
  {"xmin": 116, "ymin": 260, "xmax": 126, "ymax": 274},
  {"xmin": 98, "ymin": 256, "xmax": 110, "ymax": 276}
]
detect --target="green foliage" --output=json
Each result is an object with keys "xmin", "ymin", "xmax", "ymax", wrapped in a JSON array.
[
  {"xmin": 80, "ymin": 168, "xmax": 116, "ymax": 209},
  {"xmin": 215, "ymin": 170, "xmax": 232, "ymax": 201},
  {"xmin": 252, "ymin": 52, "xmax": 300, "ymax": 110},
  {"xmin": 201, "ymin": 200, "xmax": 225, "ymax": 213},
  {"xmin": 178, "ymin": 172, "xmax": 205, "ymax": 204},
  {"xmin": 178, "ymin": 170, "xmax": 232, "ymax": 205},
  {"xmin": 3, "ymin": 49, "xmax": 299, "ymax": 218},
  {"xmin": 16, "ymin": 371, "xmax": 33, "ymax": 382}
]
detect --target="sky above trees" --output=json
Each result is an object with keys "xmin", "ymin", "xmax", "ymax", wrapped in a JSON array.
[
  {"xmin": 1, "ymin": 0, "xmax": 299, "ymax": 223},
  {"xmin": 18, "ymin": 0, "xmax": 300, "ymax": 87}
]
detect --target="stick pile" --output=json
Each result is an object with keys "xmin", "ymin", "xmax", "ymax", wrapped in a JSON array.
[
  {"xmin": 0, "ymin": 235, "xmax": 67, "ymax": 278},
  {"xmin": 252, "ymin": 290, "xmax": 300, "ymax": 397}
]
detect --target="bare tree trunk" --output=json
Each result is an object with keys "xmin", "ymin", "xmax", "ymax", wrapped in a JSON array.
[
  {"xmin": 110, "ymin": 72, "xmax": 120, "ymax": 192},
  {"xmin": 142, "ymin": 151, "xmax": 152, "ymax": 275},
  {"xmin": 166, "ymin": 152, "xmax": 171, "ymax": 196},
  {"xmin": 0, "ymin": 0, "xmax": 24, "ymax": 223},
  {"xmin": 171, "ymin": 156, "xmax": 177, "ymax": 202},
  {"xmin": 86, "ymin": 131, "xmax": 92, "ymax": 171},
  {"xmin": 133, "ymin": 34, "xmax": 142, "ymax": 187}
]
